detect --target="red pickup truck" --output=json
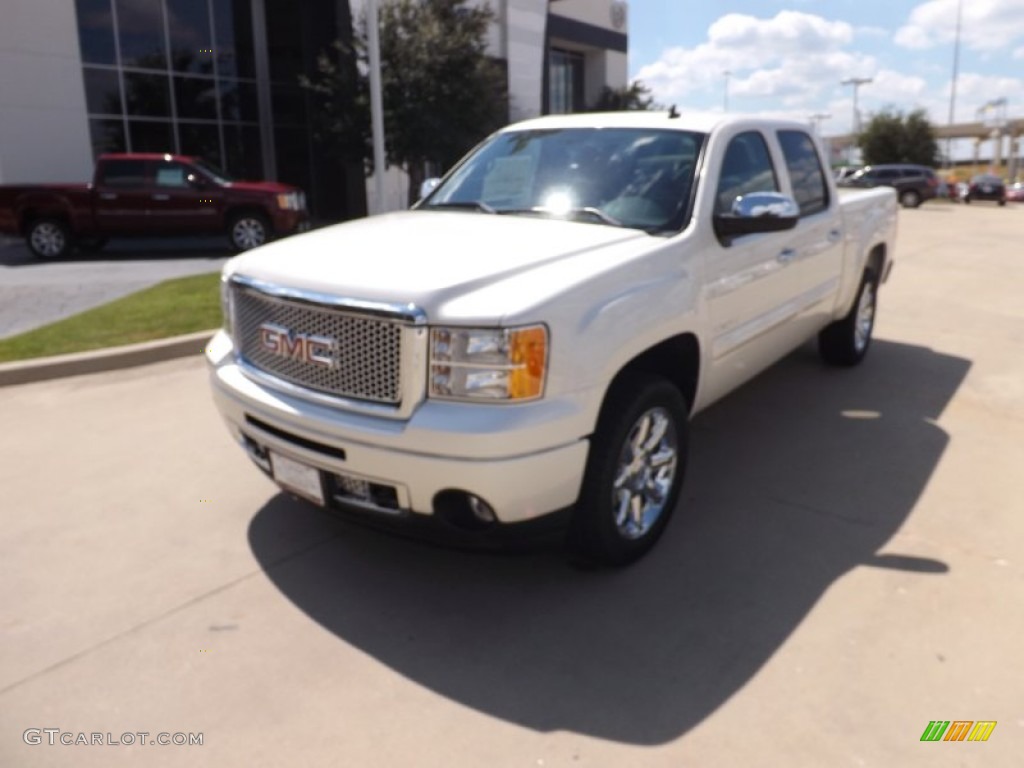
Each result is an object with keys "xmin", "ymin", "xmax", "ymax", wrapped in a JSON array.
[{"xmin": 0, "ymin": 153, "xmax": 309, "ymax": 259}]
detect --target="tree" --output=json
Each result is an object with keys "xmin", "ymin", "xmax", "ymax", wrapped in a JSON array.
[
  {"xmin": 299, "ymin": 39, "xmax": 370, "ymax": 171},
  {"xmin": 857, "ymin": 108, "xmax": 940, "ymax": 167},
  {"xmin": 302, "ymin": 0, "xmax": 508, "ymax": 206},
  {"xmin": 587, "ymin": 80, "xmax": 657, "ymax": 112}
]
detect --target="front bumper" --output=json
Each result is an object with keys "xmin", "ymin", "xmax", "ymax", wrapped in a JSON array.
[
  {"xmin": 270, "ymin": 209, "xmax": 311, "ymax": 235},
  {"xmin": 206, "ymin": 331, "xmax": 590, "ymax": 531}
]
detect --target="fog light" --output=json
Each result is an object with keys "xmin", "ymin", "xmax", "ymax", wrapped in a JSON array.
[
  {"xmin": 433, "ymin": 490, "xmax": 498, "ymax": 530},
  {"xmin": 467, "ymin": 495, "xmax": 496, "ymax": 524},
  {"xmin": 336, "ymin": 474, "xmax": 371, "ymax": 501}
]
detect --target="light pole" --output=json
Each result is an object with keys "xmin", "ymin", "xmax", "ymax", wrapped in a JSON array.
[
  {"xmin": 723, "ymin": 70, "xmax": 731, "ymax": 113},
  {"xmin": 808, "ymin": 112, "xmax": 831, "ymax": 134},
  {"xmin": 367, "ymin": 0, "xmax": 386, "ymax": 214},
  {"xmin": 841, "ymin": 77, "xmax": 873, "ymax": 164},
  {"xmin": 946, "ymin": 0, "xmax": 963, "ymax": 168}
]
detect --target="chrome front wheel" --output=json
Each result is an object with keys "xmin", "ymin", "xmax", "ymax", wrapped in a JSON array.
[
  {"xmin": 229, "ymin": 215, "xmax": 268, "ymax": 251},
  {"xmin": 569, "ymin": 372, "xmax": 689, "ymax": 567},
  {"xmin": 612, "ymin": 407, "xmax": 679, "ymax": 540}
]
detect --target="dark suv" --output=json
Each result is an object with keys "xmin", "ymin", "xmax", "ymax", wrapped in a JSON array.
[
  {"xmin": 838, "ymin": 164, "xmax": 939, "ymax": 208},
  {"xmin": 962, "ymin": 174, "xmax": 1007, "ymax": 205}
]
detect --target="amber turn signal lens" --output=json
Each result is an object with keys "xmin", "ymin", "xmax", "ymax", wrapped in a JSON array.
[{"xmin": 509, "ymin": 326, "xmax": 547, "ymax": 400}]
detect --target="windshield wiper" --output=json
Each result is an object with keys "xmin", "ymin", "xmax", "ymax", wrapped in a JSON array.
[
  {"xmin": 424, "ymin": 201, "xmax": 496, "ymax": 214},
  {"xmin": 497, "ymin": 206, "xmax": 624, "ymax": 227},
  {"xmin": 562, "ymin": 207, "xmax": 624, "ymax": 227}
]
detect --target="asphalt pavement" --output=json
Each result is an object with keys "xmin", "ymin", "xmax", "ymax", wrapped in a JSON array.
[
  {"xmin": 0, "ymin": 236, "xmax": 229, "ymax": 338},
  {"xmin": 1, "ymin": 203, "xmax": 1022, "ymax": 767}
]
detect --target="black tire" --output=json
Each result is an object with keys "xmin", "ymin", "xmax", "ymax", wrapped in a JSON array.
[
  {"xmin": 567, "ymin": 372, "xmax": 689, "ymax": 567},
  {"xmin": 228, "ymin": 212, "xmax": 269, "ymax": 251},
  {"xmin": 819, "ymin": 268, "xmax": 878, "ymax": 366},
  {"xmin": 26, "ymin": 218, "xmax": 72, "ymax": 260},
  {"xmin": 77, "ymin": 237, "xmax": 108, "ymax": 253},
  {"xmin": 899, "ymin": 189, "xmax": 921, "ymax": 208}
]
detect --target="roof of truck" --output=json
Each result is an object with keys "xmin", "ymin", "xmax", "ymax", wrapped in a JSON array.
[
  {"xmin": 502, "ymin": 110, "xmax": 811, "ymax": 135},
  {"xmin": 97, "ymin": 153, "xmax": 198, "ymax": 162}
]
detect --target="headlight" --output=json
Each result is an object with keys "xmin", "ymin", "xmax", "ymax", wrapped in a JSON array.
[
  {"xmin": 220, "ymin": 275, "xmax": 234, "ymax": 336},
  {"xmin": 276, "ymin": 192, "xmax": 301, "ymax": 210},
  {"xmin": 429, "ymin": 325, "xmax": 548, "ymax": 402}
]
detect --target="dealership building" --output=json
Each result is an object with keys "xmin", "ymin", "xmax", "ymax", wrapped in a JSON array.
[{"xmin": 0, "ymin": 0, "xmax": 627, "ymax": 219}]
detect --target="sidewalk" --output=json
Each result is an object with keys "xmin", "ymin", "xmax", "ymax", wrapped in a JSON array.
[{"xmin": 0, "ymin": 329, "xmax": 217, "ymax": 387}]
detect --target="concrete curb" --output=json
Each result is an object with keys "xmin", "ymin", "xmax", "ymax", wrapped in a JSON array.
[{"xmin": 0, "ymin": 329, "xmax": 218, "ymax": 388}]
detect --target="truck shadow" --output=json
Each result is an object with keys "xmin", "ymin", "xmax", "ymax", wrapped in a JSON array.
[{"xmin": 247, "ymin": 339, "xmax": 969, "ymax": 744}]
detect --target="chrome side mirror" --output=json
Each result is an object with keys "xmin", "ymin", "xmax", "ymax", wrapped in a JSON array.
[
  {"xmin": 731, "ymin": 191, "xmax": 800, "ymax": 219},
  {"xmin": 714, "ymin": 192, "xmax": 800, "ymax": 239}
]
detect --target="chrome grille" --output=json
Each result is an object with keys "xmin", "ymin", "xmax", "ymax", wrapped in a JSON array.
[{"xmin": 232, "ymin": 285, "xmax": 403, "ymax": 404}]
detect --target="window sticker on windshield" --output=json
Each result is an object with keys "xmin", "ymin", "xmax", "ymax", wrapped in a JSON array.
[{"xmin": 482, "ymin": 154, "xmax": 536, "ymax": 205}]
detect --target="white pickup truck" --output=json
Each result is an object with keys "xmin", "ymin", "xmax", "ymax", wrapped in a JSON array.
[{"xmin": 206, "ymin": 111, "xmax": 897, "ymax": 566}]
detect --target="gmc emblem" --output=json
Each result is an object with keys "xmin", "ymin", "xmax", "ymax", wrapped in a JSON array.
[{"xmin": 258, "ymin": 323, "xmax": 334, "ymax": 367}]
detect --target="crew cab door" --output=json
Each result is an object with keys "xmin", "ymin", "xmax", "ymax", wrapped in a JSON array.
[
  {"xmin": 93, "ymin": 159, "xmax": 150, "ymax": 233},
  {"xmin": 771, "ymin": 129, "xmax": 844, "ymax": 337},
  {"xmin": 146, "ymin": 159, "xmax": 222, "ymax": 234},
  {"xmin": 703, "ymin": 130, "xmax": 807, "ymax": 386}
]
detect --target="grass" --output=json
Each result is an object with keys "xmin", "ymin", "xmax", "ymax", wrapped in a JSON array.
[{"xmin": 0, "ymin": 272, "xmax": 222, "ymax": 363}]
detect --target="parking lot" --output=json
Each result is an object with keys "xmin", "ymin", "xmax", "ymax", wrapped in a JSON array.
[{"xmin": 1, "ymin": 203, "xmax": 1022, "ymax": 767}]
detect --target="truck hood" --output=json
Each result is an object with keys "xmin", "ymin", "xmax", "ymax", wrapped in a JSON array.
[{"xmin": 225, "ymin": 210, "xmax": 650, "ymax": 321}]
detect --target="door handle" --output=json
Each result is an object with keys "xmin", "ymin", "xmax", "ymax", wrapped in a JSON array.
[
  {"xmin": 828, "ymin": 229, "xmax": 842, "ymax": 243},
  {"xmin": 99, "ymin": 193, "xmax": 117, "ymax": 200},
  {"xmin": 151, "ymin": 194, "xmax": 170, "ymax": 201},
  {"xmin": 777, "ymin": 248, "xmax": 797, "ymax": 264}
]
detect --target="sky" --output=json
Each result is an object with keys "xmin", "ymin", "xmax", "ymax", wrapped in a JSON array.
[{"xmin": 627, "ymin": 0, "xmax": 1024, "ymax": 146}]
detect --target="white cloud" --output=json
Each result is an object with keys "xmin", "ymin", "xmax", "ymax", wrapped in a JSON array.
[
  {"xmin": 708, "ymin": 11, "xmax": 854, "ymax": 53},
  {"xmin": 850, "ymin": 71, "xmax": 1023, "ymax": 131},
  {"xmin": 633, "ymin": 8, "xmax": 1024, "ymax": 137},
  {"xmin": 895, "ymin": 0, "xmax": 1024, "ymax": 51},
  {"xmin": 634, "ymin": 11, "xmax": 876, "ymax": 130},
  {"xmin": 855, "ymin": 26, "xmax": 891, "ymax": 39},
  {"xmin": 949, "ymin": 73, "xmax": 1024, "ymax": 121}
]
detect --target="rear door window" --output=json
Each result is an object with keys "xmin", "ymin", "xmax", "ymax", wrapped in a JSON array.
[
  {"xmin": 97, "ymin": 160, "xmax": 148, "ymax": 188},
  {"xmin": 777, "ymin": 130, "xmax": 829, "ymax": 216}
]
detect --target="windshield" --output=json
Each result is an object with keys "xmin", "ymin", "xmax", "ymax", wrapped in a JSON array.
[
  {"xmin": 192, "ymin": 159, "xmax": 233, "ymax": 184},
  {"xmin": 422, "ymin": 127, "xmax": 706, "ymax": 232}
]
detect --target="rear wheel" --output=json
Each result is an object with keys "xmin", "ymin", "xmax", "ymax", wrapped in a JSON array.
[
  {"xmin": 899, "ymin": 189, "xmax": 921, "ymax": 208},
  {"xmin": 228, "ymin": 212, "xmax": 269, "ymax": 251},
  {"xmin": 819, "ymin": 268, "xmax": 878, "ymax": 366},
  {"xmin": 26, "ymin": 218, "xmax": 72, "ymax": 260},
  {"xmin": 568, "ymin": 372, "xmax": 689, "ymax": 567}
]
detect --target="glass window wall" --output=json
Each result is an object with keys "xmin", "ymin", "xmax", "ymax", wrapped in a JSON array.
[{"xmin": 75, "ymin": 0, "xmax": 262, "ymax": 176}]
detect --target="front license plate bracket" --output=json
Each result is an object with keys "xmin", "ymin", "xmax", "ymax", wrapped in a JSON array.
[{"xmin": 270, "ymin": 451, "xmax": 325, "ymax": 506}]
